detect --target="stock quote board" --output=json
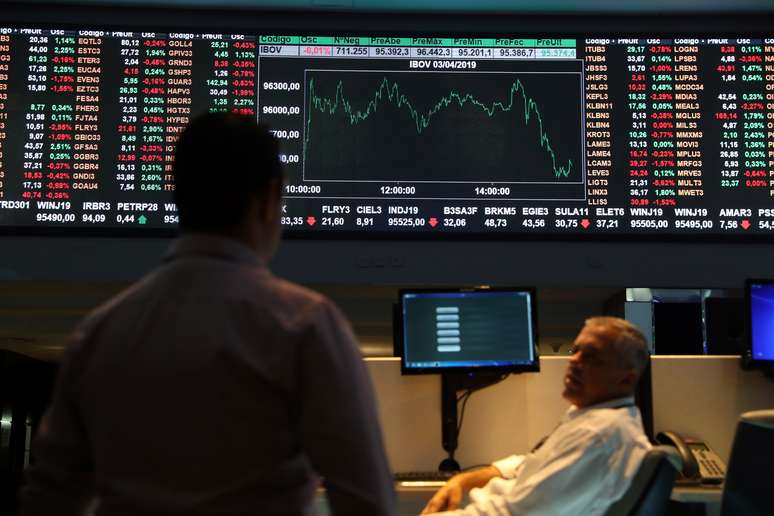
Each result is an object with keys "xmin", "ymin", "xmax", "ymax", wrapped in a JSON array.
[{"xmin": 0, "ymin": 27, "xmax": 774, "ymax": 236}]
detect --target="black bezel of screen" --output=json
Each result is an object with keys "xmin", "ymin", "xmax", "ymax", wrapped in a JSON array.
[
  {"xmin": 3, "ymin": 4, "xmax": 774, "ymax": 241},
  {"xmin": 396, "ymin": 286, "xmax": 539, "ymax": 375},
  {"xmin": 745, "ymin": 278, "xmax": 774, "ymax": 368}
]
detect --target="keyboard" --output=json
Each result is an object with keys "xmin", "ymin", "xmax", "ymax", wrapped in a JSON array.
[{"xmin": 394, "ymin": 471, "xmax": 457, "ymax": 482}]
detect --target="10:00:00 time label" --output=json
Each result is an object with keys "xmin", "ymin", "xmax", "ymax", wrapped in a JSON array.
[{"xmin": 285, "ymin": 184, "xmax": 321, "ymax": 194}]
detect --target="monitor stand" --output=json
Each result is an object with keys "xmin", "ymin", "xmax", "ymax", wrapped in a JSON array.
[
  {"xmin": 438, "ymin": 372, "xmax": 507, "ymax": 473},
  {"xmin": 440, "ymin": 373, "xmax": 461, "ymax": 472}
]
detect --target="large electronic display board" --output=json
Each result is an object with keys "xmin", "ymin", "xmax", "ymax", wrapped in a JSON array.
[{"xmin": 0, "ymin": 26, "xmax": 773, "ymax": 236}]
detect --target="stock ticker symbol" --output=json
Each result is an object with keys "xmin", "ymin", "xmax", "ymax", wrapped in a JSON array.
[
  {"xmin": 580, "ymin": 218, "xmax": 590, "ymax": 229},
  {"xmin": 741, "ymin": 220, "xmax": 751, "ymax": 230},
  {"xmin": 428, "ymin": 217, "xmax": 439, "ymax": 227},
  {"xmin": 306, "ymin": 216, "xmax": 317, "ymax": 226}
]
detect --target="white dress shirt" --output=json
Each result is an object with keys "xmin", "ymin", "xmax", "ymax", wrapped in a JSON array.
[
  {"xmin": 21, "ymin": 234, "xmax": 395, "ymax": 516},
  {"xmin": 436, "ymin": 396, "xmax": 651, "ymax": 516}
]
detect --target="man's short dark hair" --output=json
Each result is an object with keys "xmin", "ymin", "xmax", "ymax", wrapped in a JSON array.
[
  {"xmin": 585, "ymin": 316, "xmax": 650, "ymax": 376},
  {"xmin": 173, "ymin": 112, "xmax": 282, "ymax": 231}
]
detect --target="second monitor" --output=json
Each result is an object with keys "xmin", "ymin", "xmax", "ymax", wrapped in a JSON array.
[
  {"xmin": 398, "ymin": 287, "xmax": 539, "ymax": 375},
  {"xmin": 396, "ymin": 286, "xmax": 539, "ymax": 472}
]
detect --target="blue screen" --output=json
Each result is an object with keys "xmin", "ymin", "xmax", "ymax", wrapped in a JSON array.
[
  {"xmin": 750, "ymin": 283, "xmax": 774, "ymax": 361},
  {"xmin": 401, "ymin": 290, "xmax": 537, "ymax": 370}
]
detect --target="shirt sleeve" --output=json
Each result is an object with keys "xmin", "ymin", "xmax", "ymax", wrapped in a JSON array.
[
  {"xmin": 297, "ymin": 300, "xmax": 396, "ymax": 516},
  {"xmin": 19, "ymin": 326, "xmax": 95, "ymax": 516},
  {"xmin": 456, "ymin": 432, "xmax": 612, "ymax": 516},
  {"xmin": 492, "ymin": 455, "xmax": 525, "ymax": 479}
]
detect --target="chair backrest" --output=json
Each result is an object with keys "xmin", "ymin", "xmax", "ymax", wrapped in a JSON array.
[
  {"xmin": 603, "ymin": 445, "xmax": 682, "ymax": 516},
  {"xmin": 721, "ymin": 409, "xmax": 774, "ymax": 516}
]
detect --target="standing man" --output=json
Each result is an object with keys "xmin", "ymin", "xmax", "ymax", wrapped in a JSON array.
[
  {"xmin": 422, "ymin": 316, "xmax": 651, "ymax": 516},
  {"xmin": 21, "ymin": 113, "xmax": 395, "ymax": 516}
]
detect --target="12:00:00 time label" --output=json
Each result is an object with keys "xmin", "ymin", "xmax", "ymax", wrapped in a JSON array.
[{"xmin": 381, "ymin": 185, "xmax": 416, "ymax": 195}]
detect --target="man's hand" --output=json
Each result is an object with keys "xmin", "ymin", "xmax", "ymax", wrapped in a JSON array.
[
  {"xmin": 420, "ymin": 466, "xmax": 501, "ymax": 514},
  {"xmin": 420, "ymin": 476, "xmax": 464, "ymax": 514}
]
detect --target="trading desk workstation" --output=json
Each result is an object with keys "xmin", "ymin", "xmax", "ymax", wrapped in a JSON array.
[{"xmin": 2, "ymin": 0, "xmax": 774, "ymax": 515}]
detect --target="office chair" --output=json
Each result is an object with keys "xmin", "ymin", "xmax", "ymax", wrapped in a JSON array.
[
  {"xmin": 603, "ymin": 445, "xmax": 682, "ymax": 516},
  {"xmin": 720, "ymin": 409, "xmax": 774, "ymax": 516}
]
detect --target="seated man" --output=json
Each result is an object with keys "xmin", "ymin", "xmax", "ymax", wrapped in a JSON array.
[{"xmin": 422, "ymin": 316, "xmax": 651, "ymax": 516}]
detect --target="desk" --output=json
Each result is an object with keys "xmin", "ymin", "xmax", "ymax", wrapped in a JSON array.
[
  {"xmin": 315, "ymin": 485, "xmax": 439, "ymax": 515},
  {"xmin": 671, "ymin": 485, "xmax": 723, "ymax": 504},
  {"xmin": 397, "ymin": 484, "xmax": 724, "ymax": 516},
  {"xmin": 317, "ymin": 484, "xmax": 723, "ymax": 515},
  {"xmin": 671, "ymin": 485, "xmax": 722, "ymax": 516}
]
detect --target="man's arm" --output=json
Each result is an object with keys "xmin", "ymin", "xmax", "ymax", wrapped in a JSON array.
[
  {"xmin": 20, "ymin": 330, "xmax": 95, "ymax": 516},
  {"xmin": 450, "ymin": 435, "xmax": 612, "ymax": 516},
  {"xmin": 297, "ymin": 301, "xmax": 395, "ymax": 516},
  {"xmin": 421, "ymin": 466, "xmax": 502, "ymax": 514},
  {"xmin": 421, "ymin": 454, "xmax": 527, "ymax": 514}
]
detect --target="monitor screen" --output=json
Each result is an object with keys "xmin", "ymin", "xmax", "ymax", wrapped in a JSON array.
[
  {"xmin": 398, "ymin": 288, "xmax": 539, "ymax": 374},
  {"xmin": 1, "ymin": 18, "xmax": 774, "ymax": 238},
  {"xmin": 747, "ymin": 280, "xmax": 774, "ymax": 363}
]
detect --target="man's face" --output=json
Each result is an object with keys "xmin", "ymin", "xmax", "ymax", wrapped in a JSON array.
[{"xmin": 562, "ymin": 324, "xmax": 635, "ymax": 408}]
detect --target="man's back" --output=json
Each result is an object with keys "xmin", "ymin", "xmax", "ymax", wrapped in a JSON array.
[{"xmin": 22, "ymin": 235, "xmax": 394, "ymax": 516}]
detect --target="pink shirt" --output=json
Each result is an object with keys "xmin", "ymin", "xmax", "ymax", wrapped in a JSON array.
[{"xmin": 21, "ymin": 234, "xmax": 395, "ymax": 516}]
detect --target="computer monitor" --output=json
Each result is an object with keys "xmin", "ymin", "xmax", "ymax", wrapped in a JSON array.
[
  {"xmin": 746, "ymin": 279, "xmax": 774, "ymax": 366},
  {"xmin": 398, "ymin": 287, "xmax": 539, "ymax": 375}
]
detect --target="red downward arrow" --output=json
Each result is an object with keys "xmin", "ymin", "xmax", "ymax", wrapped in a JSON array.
[
  {"xmin": 741, "ymin": 219, "xmax": 751, "ymax": 230},
  {"xmin": 580, "ymin": 219, "xmax": 591, "ymax": 229},
  {"xmin": 306, "ymin": 216, "xmax": 316, "ymax": 226},
  {"xmin": 428, "ymin": 217, "xmax": 438, "ymax": 227}
]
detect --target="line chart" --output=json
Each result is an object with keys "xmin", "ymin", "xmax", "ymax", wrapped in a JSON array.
[
  {"xmin": 305, "ymin": 74, "xmax": 574, "ymax": 179},
  {"xmin": 301, "ymin": 69, "xmax": 583, "ymax": 187}
]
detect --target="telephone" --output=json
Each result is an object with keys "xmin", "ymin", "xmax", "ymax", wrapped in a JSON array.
[{"xmin": 655, "ymin": 431, "xmax": 726, "ymax": 485}]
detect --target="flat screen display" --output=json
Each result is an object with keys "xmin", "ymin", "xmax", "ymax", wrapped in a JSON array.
[
  {"xmin": 0, "ymin": 24, "xmax": 773, "ymax": 237},
  {"xmin": 398, "ymin": 288, "xmax": 539, "ymax": 374},
  {"xmin": 747, "ymin": 280, "xmax": 774, "ymax": 362}
]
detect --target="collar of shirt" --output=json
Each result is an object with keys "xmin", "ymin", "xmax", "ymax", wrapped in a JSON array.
[
  {"xmin": 163, "ymin": 233, "xmax": 265, "ymax": 268},
  {"xmin": 563, "ymin": 395, "xmax": 637, "ymax": 423}
]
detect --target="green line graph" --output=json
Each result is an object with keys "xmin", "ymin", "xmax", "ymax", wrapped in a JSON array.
[{"xmin": 304, "ymin": 74, "xmax": 574, "ymax": 179}]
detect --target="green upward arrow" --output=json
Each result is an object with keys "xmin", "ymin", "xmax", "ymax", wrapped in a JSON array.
[{"xmin": 138, "ymin": 215, "xmax": 147, "ymax": 225}]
